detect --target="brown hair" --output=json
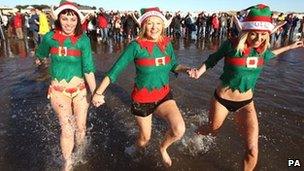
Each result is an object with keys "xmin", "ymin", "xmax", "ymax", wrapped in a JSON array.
[{"xmin": 55, "ymin": 9, "xmax": 83, "ymax": 36}]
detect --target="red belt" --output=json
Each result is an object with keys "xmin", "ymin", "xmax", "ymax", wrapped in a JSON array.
[
  {"xmin": 225, "ymin": 57, "xmax": 264, "ymax": 68},
  {"xmin": 50, "ymin": 47, "xmax": 82, "ymax": 57},
  {"xmin": 52, "ymin": 83, "xmax": 86, "ymax": 94},
  {"xmin": 135, "ymin": 56, "xmax": 170, "ymax": 66}
]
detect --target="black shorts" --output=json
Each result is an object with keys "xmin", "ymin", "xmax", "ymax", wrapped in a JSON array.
[{"xmin": 131, "ymin": 92, "xmax": 173, "ymax": 117}]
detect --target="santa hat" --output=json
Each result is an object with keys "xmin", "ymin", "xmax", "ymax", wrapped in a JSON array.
[
  {"xmin": 240, "ymin": 4, "xmax": 274, "ymax": 32},
  {"xmin": 138, "ymin": 7, "xmax": 171, "ymax": 28},
  {"xmin": 53, "ymin": 0, "xmax": 84, "ymax": 22}
]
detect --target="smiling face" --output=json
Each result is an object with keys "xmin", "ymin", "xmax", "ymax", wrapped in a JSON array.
[
  {"xmin": 143, "ymin": 16, "xmax": 164, "ymax": 41},
  {"xmin": 59, "ymin": 12, "xmax": 78, "ymax": 36},
  {"xmin": 246, "ymin": 31, "xmax": 269, "ymax": 48}
]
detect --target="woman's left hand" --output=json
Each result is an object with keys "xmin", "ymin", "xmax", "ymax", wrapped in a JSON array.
[
  {"xmin": 187, "ymin": 68, "xmax": 198, "ymax": 78},
  {"xmin": 92, "ymin": 94, "xmax": 105, "ymax": 107},
  {"xmin": 290, "ymin": 40, "xmax": 304, "ymax": 50},
  {"xmin": 35, "ymin": 58, "xmax": 42, "ymax": 66},
  {"xmin": 271, "ymin": 21, "xmax": 287, "ymax": 34}
]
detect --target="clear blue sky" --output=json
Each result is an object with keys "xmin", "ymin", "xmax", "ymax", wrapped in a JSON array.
[{"xmin": 1, "ymin": 0, "xmax": 304, "ymax": 13}]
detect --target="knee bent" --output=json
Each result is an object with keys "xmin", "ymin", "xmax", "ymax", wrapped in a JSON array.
[
  {"xmin": 139, "ymin": 134, "xmax": 151, "ymax": 143},
  {"xmin": 209, "ymin": 125, "xmax": 221, "ymax": 135},
  {"xmin": 246, "ymin": 146, "xmax": 258, "ymax": 158},
  {"xmin": 138, "ymin": 135, "xmax": 150, "ymax": 147},
  {"xmin": 171, "ymin": 124, "xmax": 186, "ymax": 139}
]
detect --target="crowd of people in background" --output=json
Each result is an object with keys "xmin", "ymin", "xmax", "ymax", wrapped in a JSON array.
[
  {"xmin": 0, "ymin": 3, "xmax": 303, "ymax": 170},
  {"xmin": 1, "ymin": 7, "xmax": 304, "ymax": 46}
]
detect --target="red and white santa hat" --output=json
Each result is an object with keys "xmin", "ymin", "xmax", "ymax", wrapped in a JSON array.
[
  {"xmin": 138, "ymin": 7, "xmax": 171, "ymax": 28},
  {"xmin": 240, "ymin": 4, "xmax": 274, "ymax": 32},
  {"xmin": 53, "ymin": 0, "xmax": 84, "ymax": 22}
]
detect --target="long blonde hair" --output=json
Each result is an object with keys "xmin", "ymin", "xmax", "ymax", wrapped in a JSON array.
[
  {"xmin": 236, "ymin": 31, "xmax": 270, "ymax": 55},
  {"xmin": 138, "ymin": 17, "xmax": 166, "ymax": 41}
]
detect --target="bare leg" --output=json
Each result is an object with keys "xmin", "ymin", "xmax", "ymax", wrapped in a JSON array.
[
  {"xmin": 73, "ymin": 90, "xmax": 89, "ymax": 146},
  {"xmin": 50, "ymin": 92, "xmax": 74, "ymax": 171},
  {"xmin": 135, "ymin": 114, "xmax": 152, "ymax": 148},
  {"xmin": 155, "ymin": 100, "xmax": 185, "ymax": 167},
  {"xmin": 197, "ymin": 98, "xmax": 229, "ymax": 135},
  {"xmin": 235, "ymin": 102, "xmax": 259, "ymax": 171}
]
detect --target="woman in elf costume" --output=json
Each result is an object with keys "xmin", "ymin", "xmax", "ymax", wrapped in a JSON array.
[
  {"xmin": 188, "ymin": 4, "xmax": 303, "ymax": 171},
  {"xmin": 35, "ymin": 0, "xmax": 96, "ymax": 169},
  {"xmin": 92, "ymin": 7, "xmax": 189, "ymax": 167}
]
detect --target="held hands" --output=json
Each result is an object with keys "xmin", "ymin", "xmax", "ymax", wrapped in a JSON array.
[
  {"xmin": 92, "ymin": 93, "xmax": 105, "ymax": 107},
  {"xmin": 35, "ymin": 58, "xmax": 48, "ymax": 66},
  {"xmin": 187, "ymin": 65, "xmax": 206, "ymax": 79},
  {"xmin": 35, "ymin": 58, "xmax": 42, "ymax": 66},
  {"xmin": 187, "ymin": 68, "xmax": 202, "ymax": 79}
]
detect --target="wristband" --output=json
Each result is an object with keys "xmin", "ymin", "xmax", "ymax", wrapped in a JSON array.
[{"xmin": 95, "ymin": 92, "xmax": 103, "ymax": 96}]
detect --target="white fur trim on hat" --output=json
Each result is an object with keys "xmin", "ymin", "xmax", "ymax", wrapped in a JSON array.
[
  {"xmin": 53, "ymin": 4, "xmax": 84, "ymax": 22},
  {"xmin": 138, "ymin": 11, "xmax": 170, "ymax": 28},
  {"xmin": 241, "ymin": 21, "xmax": 274, "ymax": 32}
]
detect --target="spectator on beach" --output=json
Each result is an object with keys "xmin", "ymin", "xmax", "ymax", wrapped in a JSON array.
[
  {"xmin": 13, "ymin": 11, "xmax": 23, "ymax": 39},
  {"xmin": 1, "ymin": 12, "xmax": 8, "ymax": 30},
  {"xmin": 290, "ymin": 15, "xmax": 299, "ymax": 41},
  {"xmin": 123, "ymin": 12, "xmax": 138, "ymax": 39},
  {"xmin": 36, "ymin": 7, "xmax": 50, "ymax": 38},
  {"xmin": 165, "ymin": 11, "xmax": 172, "ymax": 36},
  {"xmin": 0, "ymin": 12, "xmax": 5, "ymax": 40},
  {"xmin": 97, "ymin": 7, "xmax": 109, "ymax": 42},
  {"xmin": 196, "ymin": 12, "xmax": 207, "ymax": 39},
  {"xmin": 300, "ymin": 16, "xmax": 304, "ymax": 39},
  {"xmin": 211, "ymin": 13, "xmax": 219, "ymax": 38},
  {"xmin": 170, "ymin": 12, "xmax": 182, "ymax": 38},
  {"xmin": 29, "ymin": 8, "xmax": 40, "ymax": 46},
  {"xmin": 183, "ymin": 12, "xmax": 195, "ymax": 39},
  {"xmin": 282, "ymin": 13, "xmax": 293, "ymax": 42}
]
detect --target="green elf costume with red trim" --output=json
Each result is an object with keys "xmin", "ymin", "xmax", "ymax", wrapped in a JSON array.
[
  {"xmin": 107, "ymin": 36, "xmax": 178, "ymax": 103},
  {"xmin": 107, "ymin": 7, "xmax": 178, "ymax": 103},
  {"xmin": 205, "ymin": 4, "xmax": 276, "ymax": 93},
  {"xmin": 35, "ymin": 30, "xmax": 95, "ymax": 82},
  {"xmin": 205, "ymin": 39, "xmax": 275, "ymax": 92},
  {"xmin": 35, "ymin": 0, "xmax": 95, "ymax": 82}
]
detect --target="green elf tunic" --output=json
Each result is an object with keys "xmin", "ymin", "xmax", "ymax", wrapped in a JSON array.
[
  {"xmin": 107, "ymin": 37, "xmax": 178, "ymax": 103},
  {"xmin": 35, "ymin": 30, "xmax": 96, "ymax": 82},
  {"xmin": 204, "ymin": 39, "xmax": 275, "ymax": 92}
]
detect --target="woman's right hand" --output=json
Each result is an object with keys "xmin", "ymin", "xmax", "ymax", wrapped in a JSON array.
[
  {"xmin": 188, "ymin": 64, "xmax": 206, "ymax": 79},
  {"xmin": 92, "ymin": 93, "xmax": 105, "ymax": 107},
  {"xmin": 187, "ymin": 68, "xmax": 198, "ymax": 78}
]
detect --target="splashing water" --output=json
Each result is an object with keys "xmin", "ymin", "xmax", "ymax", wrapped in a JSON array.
[
  {"xmin": 179, "ymin": 110, "xmax": 216, "ymax": 156},
  {"xmin": 72, "ymin": 136, "xmax": 91, "ymax": 165}
]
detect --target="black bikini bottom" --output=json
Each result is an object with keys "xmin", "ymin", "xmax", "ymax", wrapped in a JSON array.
[
  {"xmin": 131, "ymin": 91, "xmax": 173, "ymax": 117},
  {"xmin": 214, "ymin": 91, "xmax": 253, "ymax": 112}
]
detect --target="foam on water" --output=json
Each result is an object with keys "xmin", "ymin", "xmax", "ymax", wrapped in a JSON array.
[
  {"xmin": 72, "ymin": 136, "xmax": 91, "ymax": 165},
  {"xmin": 179, "ymin": 110, "xmax": 216, "ymax": 156}
]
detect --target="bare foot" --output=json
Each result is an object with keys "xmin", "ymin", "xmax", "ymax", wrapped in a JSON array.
[
  {"xmin": 62, "ymin": 158, "xmax": 73, "ymax": 171},
  {"xmin": 160, "ymin": 147, "xmax": 172, "ymax": 167}
]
